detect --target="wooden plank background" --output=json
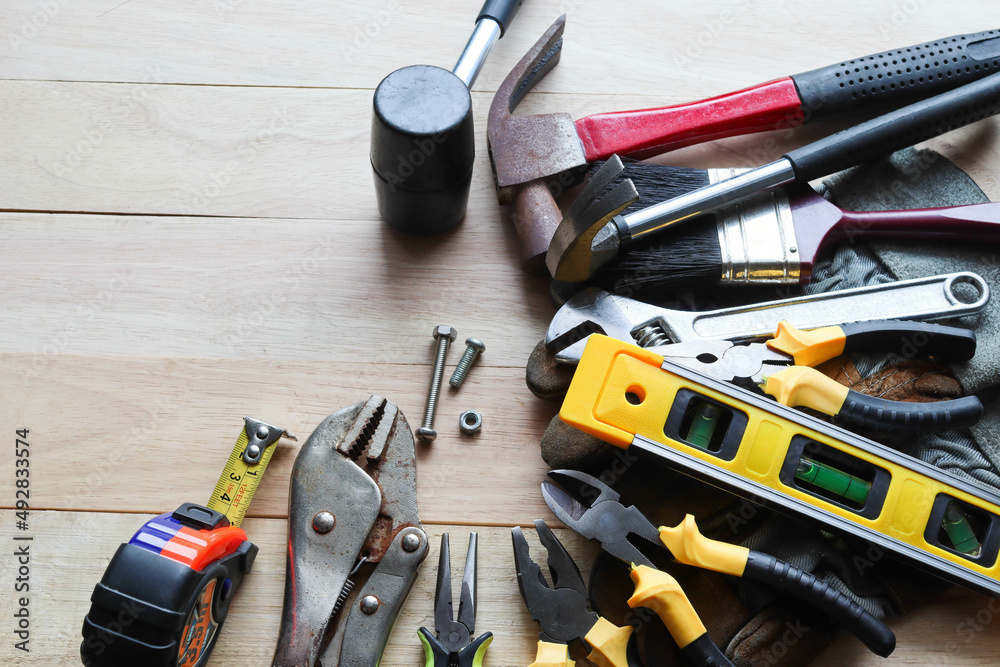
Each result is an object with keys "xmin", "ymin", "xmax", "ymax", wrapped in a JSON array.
[{"xmin": 1, "ymin": 1, "xmax": 1000, "ymax": 664}]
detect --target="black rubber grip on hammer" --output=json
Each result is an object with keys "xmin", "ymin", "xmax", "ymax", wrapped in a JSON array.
[
  {"xmin": 836, "ymin": 392, "xmax": 984, "ymax": 432},
  {"xmin": 680, "ymin": 633, "xmax": 735, "ymax": 667},
  {"xmin": 476, "ymin": 0, "xmax": 523, "ymax": 36},
  {"xmin": 784, "ymin": 69, "xmax": 1000, "ymax": 182},
  {"xmin": 792, "ymin": 30, "xmax": 1000, "ymax": 121},
  {"xmin": 743, "ymin": 551, "xmax": 896, "ymax": 658},
  {"xmin": 840, "ymin": 321, "xmax": 977, "ymax": 361}
]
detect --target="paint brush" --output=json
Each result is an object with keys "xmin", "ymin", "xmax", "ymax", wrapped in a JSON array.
[{"xmin": 591, "ymin": 160, "xmax": 1000, "ymax": 295}]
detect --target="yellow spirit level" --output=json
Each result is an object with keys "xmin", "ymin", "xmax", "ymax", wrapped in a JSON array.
[{"xmin": 560, "ymin": 335, "xmax": 1000, "ymax": 597}]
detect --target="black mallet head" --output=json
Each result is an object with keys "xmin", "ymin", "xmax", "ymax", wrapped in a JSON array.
[{"xmin": 370, "ymin": 0, "xmax": 524, "ymax": 236}]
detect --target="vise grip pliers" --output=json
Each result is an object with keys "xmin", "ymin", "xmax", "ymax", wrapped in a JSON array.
[{"xmin": 271, "ymin": 396, "xmax": 428, "ymax": 666}]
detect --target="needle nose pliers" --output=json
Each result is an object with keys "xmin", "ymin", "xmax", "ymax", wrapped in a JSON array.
[{"xmin": 419, "ymin": 533, "xmax": 493, "ymax": 667}]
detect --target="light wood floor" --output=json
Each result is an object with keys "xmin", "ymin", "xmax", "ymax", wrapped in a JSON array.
[{"xmin": 1, "ymin": 1, "xmax": 999, "ymax": 664}]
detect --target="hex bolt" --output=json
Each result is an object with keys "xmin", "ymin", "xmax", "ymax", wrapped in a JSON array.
[
  {"xmin": 417, "ymin": 325, "xmax": 457, "ymax": 443},
  {"xmin": 360, "ymin": 595, "xmax": 380, "ymax": 615},
  {"xmin": 449, "ymin": 338, "xmax": 485, "ymax": 388}
]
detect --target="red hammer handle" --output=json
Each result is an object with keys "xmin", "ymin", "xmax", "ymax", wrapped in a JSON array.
[{"xmin": 574, "ymin": 78, "xmax": 805, "ymax": 162}]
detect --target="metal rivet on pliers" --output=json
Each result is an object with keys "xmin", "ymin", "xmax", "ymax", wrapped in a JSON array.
[
  {"xmin": 360, "ymin": 596, "xmax": 380, "ymax": 614},
  {"xmin": 402, "ymin": 533, "xmax": 421, "ymax": 552},
  {"xmin": 312, "ymin": 511, "xmax": 335, "ymax": 534}
]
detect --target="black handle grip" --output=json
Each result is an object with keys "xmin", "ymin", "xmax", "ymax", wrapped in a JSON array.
[
  {"xmin": 840, "ymin": 320, "xmax": 977, "ymax": 361},
  {"xmin": 477, "ymin": 0, "xmax": 523, "ymax": 36},
  {"xmin": 744, "ymin": 551, "xmax": 896, "ymax": 658},
  {"xmin": 680, "ymin": 633, "xmax": 735, "ymax": 667},
  {"xmin": 837, "ymin": 392, "xmax": 983, "ymax": 432},
  {"xmin": 785, "ymin": 70, "xmax": 1000, "ymax": 182},
  {"xmin": 792, "ymin": 30, "xmax": 1000, "ymax": 121}
]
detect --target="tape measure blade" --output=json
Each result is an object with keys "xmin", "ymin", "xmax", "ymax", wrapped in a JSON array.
[{"xmin": 207, "ymin": 424, "xmax": 277, "ymax": 528}]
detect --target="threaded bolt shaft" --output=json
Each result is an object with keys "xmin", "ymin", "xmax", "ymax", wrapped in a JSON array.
[
  {"xmin": 449, "ymin": 338, "xmax": 486, "ymax": 388},
  {"xmin": 417, "ymin": 326, "xmax": 456, "ymax": 443}
]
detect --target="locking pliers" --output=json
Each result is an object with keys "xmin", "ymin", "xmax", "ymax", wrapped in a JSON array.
[{"xmin": 272, "ymin": 396, "xmax": 428, "ymax": 667}]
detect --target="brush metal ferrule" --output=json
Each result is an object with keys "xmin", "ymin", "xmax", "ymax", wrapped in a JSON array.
[
  {"xmin": 715, "ymin": 186, "xmax": 800, "ymax": 284},
  {"xmin": 624, "ymin": 159, "xmax": 797, "ymax": 239}
]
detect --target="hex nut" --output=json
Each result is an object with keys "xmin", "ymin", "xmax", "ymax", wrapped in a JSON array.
[
  {"xmin": 433, "ymin": 325, "xmax": 458, "ymax": 342},
  {"xmin": 459, "ymin": 410, "xmax": 483, "ymax": 435}
]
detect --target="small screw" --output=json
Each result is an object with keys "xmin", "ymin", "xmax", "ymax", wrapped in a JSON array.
[
  {"xmin": 449, "ymin": 338, "xmax": 485, "ymax": 388},
  {"xmin": 417, "ymin": 326, "xmax": 457, "ymax": 443},
  {"xmin": 402, "ymin": 533, "xmax": 421, "ymax": 552},
  {"xmin": 360, "ymin": 595, "xmax": 380, "ymax": 614},
  {"xmin": 312, "ymin": 511, "xmax": 336, "ymax": 534}
]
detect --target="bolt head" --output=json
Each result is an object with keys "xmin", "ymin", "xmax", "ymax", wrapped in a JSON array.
[
  {"xmin": 433, "ymin": 326, "xmax": 457, "ymax": 342},
  {"xmin": 465, "ymin": 338, "xmax": 485, "ymax": 352},
  {"xmin": 402, "ymin": 533, "xmax": 421, "ymax": 552},
  {"xmin": 360, "ymin": 595, "xmax": 380, "ymax": 614},
  {"xmin": 312, "ymin": 511, "xmax": 336, "ymax": 534},
  {"xmin": 415, "ymin": 427, "xmax": 437, "ymax": 442}
]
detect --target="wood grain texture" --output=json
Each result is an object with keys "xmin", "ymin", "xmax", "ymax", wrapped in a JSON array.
[
  {"xmin": 2, "ymin": 81, "xmax": 999, "ymax": 219},
  {"xmin": 1, "ymin": 0, "xmax": 997, "ymax": 94},
  {"xmin": 3, "ymin": 0, "xmax": 1000, "ymax": 664},
  {"xmin": 0, "ymin": 354, "xmax": 558, "ymax": 523}
]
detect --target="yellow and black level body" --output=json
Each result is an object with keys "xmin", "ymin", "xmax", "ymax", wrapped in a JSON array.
[{"xmin": 561, "ymin": 335, "xmax": 1000, "ymax": 597}]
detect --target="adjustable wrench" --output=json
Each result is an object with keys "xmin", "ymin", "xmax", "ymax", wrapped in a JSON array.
[{"xmin": 546, "ymin": 272, "xmax": 990, "ymax": 365}]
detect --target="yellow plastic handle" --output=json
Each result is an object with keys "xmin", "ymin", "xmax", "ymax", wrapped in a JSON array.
[
  {"xmin": 658, "ymin": 514, "xmax": 750, "ymax": 577},
  {"xmin": 767, "ymin": 321, "xmax": 847, "ymax": 367},
  {"xmin": 762, "ymin": 366, "xmax": 849, "ymax": 416},
  {"xmin": 627, "ymin": 565, "xmax": 706, "ymax": 650},
  {"xmin": 528, "ymin": 640, "xmax": 573, "ymax": 667},
  {"xmin": 584, "ymin": 616, "xmax": 633, "ymax": 667}
]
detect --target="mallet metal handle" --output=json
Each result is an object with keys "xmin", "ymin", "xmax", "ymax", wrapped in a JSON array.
[{"xmin": 453, "ymin": 0, "xmax": 524, "ymax": 87}]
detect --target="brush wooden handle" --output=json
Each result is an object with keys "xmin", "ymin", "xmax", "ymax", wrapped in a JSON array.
[
  {"xmin": 786, "ymin": 70, "xmax": 1000, "ymax": 181},
  {"xmin": 837, "ymin": 202, "xmax": 1000, "ymax": 243}
]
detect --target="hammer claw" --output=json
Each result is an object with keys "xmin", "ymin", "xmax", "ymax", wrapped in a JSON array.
[{"xmin": 545, "ymin": 155, "xmax": 638, "ymax": 281}]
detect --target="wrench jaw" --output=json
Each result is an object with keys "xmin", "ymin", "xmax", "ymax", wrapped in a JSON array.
[
  {"xmin": 547, "ymin": 288, "xmax": 650, "ymax": 364},
  {"xmin": 272, "ymin": 396, "xmax": 426, "ymax": 667}
]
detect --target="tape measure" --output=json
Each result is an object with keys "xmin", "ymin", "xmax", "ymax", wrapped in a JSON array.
[
  {"xmin": 560, "ymin": 335, "xmax": 1000, "ymax": 597},
  {"xmin": 81, "ymin": 418, "xmax": 293, "ymax": 667}
]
